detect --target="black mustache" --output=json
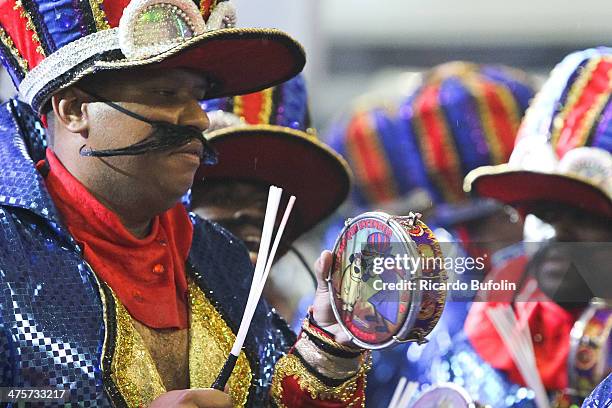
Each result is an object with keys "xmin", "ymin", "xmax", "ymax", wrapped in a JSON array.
[{"xmin": 78, "ymin": 89, "xmax": 218, "ymax": 165}]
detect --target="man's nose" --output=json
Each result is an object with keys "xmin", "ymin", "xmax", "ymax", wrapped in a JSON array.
[{"xmin": 179, "ymin": 100, "xmax": 210, "ymax": 132}]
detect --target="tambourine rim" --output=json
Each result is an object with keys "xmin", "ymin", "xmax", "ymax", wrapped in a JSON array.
[
  {"xmin": 568, "ymin": 298, "xmax": 612, "ymax": 393},
  {"xmin": 327, "ymin": 211, "xmax": 423, "ymax": 350}
]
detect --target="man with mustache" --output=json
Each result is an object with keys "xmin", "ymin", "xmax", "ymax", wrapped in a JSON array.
[
  {"xmin": 0, "ymin": 0, "xmax": 370, "ymax": 406},
  {"xmin": 192, "ymin": 73, "xmax": 352, "ymax": 319}
]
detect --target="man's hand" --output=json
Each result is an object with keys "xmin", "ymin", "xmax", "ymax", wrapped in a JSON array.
[
  {"xmin": 311, "ymin": 250, "xmax": 353, "ymax": 345},
  {"xmin": 148, "ymin": 389, "xmax": 232, "ymax": 408}
]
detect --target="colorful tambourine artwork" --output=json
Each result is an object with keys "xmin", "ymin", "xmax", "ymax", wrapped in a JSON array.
[
  {"xmin": 411, "ymin": 384, "xmax": 479, "ymax": 408},
  {"xmin": 327, "ymin": 211, "xmax": 447, "ymax": 350},
  {"xmin": 568, "ymin": 297, "xmax": 612, "ymax": 397}
]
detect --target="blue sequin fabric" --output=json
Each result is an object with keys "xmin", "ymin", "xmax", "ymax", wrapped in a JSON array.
[
  {"xmin": 0, "ymin": 100, "xmax": 294, "ymax": 406},
  {"xmin": 365, "ymin": 304, "xmax": 541, "ymax": 407},
  {"xmin": 582, "ymin": 373, "xmax": 612, "ymax": 408}
]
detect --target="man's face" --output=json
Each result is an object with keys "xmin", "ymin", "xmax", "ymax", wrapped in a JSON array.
[
  {"xmin": 70, "ymin": 68, "xmax": 210, "ymax": 209},
  {"xmin": 455, "ymin": 206, "xmax": 524, "ymax": 271},
  {"xmin": 191, "ymin": 180, "xmax": 269, "ymax": 264},
  {"xmin": 529, "ymin": 204, "xmax": 612, "ymax": 303}
]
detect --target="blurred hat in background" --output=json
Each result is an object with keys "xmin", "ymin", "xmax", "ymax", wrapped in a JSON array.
[
  {"xmin": 198, "ymin": 73, "xmax": 352, "ymax": 240},
  {"xmin": 329, "ymin": 61, "xmax": 536, "ymax": 225},
  {"xmin": 466, "ymin": 48, "xmax": 612, "ymax": 219}
]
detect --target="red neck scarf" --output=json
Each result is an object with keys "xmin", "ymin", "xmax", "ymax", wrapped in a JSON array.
[
  {"xmin": 41, "ymin": 149, "xmax": 192, "ymax": 329},
  {"xmin": 465, "ymin": 286, "xmax": 578, "ymax": 390}
]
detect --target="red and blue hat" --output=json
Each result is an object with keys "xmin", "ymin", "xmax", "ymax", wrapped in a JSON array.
[
  {"xmin": 0, "ymin": 0, "xmax": 305, "ymax": 113},
  {"xmin": 197, "ymin": 73, "xmax": 352, "ymax": 239},
  {"xmin": 466, "ymin": 48, "xmax": 612, "ymax": 219},
  {"xmin": 329, "ymin": 62, "xmax": 536, "ymax": 216},
  {"xmin": 364, "ymin": 231, "xmax": 391, "ymax": 255}
]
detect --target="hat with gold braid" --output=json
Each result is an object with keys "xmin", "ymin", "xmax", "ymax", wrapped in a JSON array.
[
  {"xmin": 0, "ymin": 0, "xmax": 305, "ymax": 113},
  {"xmin": 329, "ymin": 62, "xmax": 536, "ymax": 217},
  {"xmin": 198, "ymin": 73, "xmax": 352, "ymax": 239},
  {"xmin": 465, "ymin": 48, "xmax": 612, "ymax": 219}
]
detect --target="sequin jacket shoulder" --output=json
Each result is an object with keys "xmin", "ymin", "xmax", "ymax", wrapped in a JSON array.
[
  {"xmin": 582, "ymin": 372, "xmax": 611, "ymax": 408},
  {"xmin": 0, "ymin": 100, "xmax": 295, "ymax": 406}
]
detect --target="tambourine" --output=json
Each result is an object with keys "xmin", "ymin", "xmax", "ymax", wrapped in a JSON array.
[
  {"xmin": 327, "ymin": 211, "xmax": 447, "ymax": 350},
  {"xmin": 412, "ymin": 384, "xmax": 481, "ymax": 408},
  {"xmin": 567, "ymin": 297, "xmax": 612, "ymax": 397}
]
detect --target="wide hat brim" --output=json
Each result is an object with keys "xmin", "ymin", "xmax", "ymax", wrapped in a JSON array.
[
  {"xmin": 465, "ymin": 165, "xmax": 612, "ymax": 219},
  {"xmin": 195, "ymin": 125, "xmax": 353, "ymax": 239},
  {"xmin": 93, "ymin": 28, "xmax": 305, "ymax": 100}
]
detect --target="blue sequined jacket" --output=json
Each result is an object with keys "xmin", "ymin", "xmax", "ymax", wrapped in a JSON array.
[
  {"xmin": 582, "ymin": 373, "xmax": 611, "ymax": 408},
  {"xmin": 0, "ymin": 100, "xmax": 295, "ymax": 406}
]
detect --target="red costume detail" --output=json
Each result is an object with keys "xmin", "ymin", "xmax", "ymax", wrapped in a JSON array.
[
  {"xmin": 0, "ymin": 0, "xmax": 45, "ymax": 69},
  {"xmin": 465, "ymin": 298, "xmax": 575, "ymax": 390},
  {"xmin": 41, "ymin": 149, "xmax": 192, "ymax": 329}
]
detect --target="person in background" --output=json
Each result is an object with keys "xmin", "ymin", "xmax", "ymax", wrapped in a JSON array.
[
  {"xmin": 320, "ymin": 61, "xmax": 537, "ymax": 407},
  {"xmin": 443, "ymin": 47, "xmax": 612, "ymax": 407},
  {"xmin": 191, "ymin": 73, "xmax": 352, "ymax": 319}
]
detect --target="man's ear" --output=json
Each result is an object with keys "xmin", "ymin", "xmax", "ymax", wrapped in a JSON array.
[{"xmin": 51, "ymin": 87, "xmax": 90, "ymax": 135}]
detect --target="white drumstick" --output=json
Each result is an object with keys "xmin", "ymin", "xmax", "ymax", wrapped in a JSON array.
[
  {"xmin": 214, "ymin": 186, "xmax": 295, "ymax": 390},
  {"xmin": 388, "ymin": 377, "xmax": 407, "ymax": 408},
  {"xmin": 231, "ymin": 186, "xmax": 282, "ymax": 356}
]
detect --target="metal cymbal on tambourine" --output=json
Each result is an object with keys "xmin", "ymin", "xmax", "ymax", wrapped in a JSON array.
[{"xmin": 326, "ymin": 211, "xmax": 448, "ymax": 350}]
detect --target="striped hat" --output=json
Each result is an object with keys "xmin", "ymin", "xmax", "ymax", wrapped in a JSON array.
[
  {"xmin": 0, "ymin": 0, "xmax": 305, "ymax": 113},
  {"xmin": 197, "ymin": 73, "xmax": 352, "ymax": 240},
  {"xmin": 465, "ymin": 48, "xmax": 612, "ymax": 219},
  {"xmin": 330, "ymin": 62, "xmax": 535, "ymax": 215}
]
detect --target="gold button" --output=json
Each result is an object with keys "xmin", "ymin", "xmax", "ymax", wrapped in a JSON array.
[{"xmin": 153, "ymin": 263, "xmax": 165, "ymax": 275}]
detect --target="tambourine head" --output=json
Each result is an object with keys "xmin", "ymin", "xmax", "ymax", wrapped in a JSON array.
[
  {"xmin": 412, "ymin": 384, "xmax": 474, "ymax": 408},
  {"xmin": 328, "ymin": 212, "xmax": 447, "ymax": 350}
]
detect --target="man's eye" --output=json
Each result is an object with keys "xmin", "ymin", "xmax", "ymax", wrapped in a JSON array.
[
  {"xmin": 154, "ymin": 90, "xmax": 177, "ymax": 97},
  {"xmin": 194, "ymin": 88, "xmax": 208, "ymax": 99}
]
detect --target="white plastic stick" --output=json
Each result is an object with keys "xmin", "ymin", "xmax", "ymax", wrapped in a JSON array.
[
  {"xmin": 231, "ymin": 186, "xmax": 282, "ymax": 356},
  {"xmin": 499, "ymin": 307, "xmax": 542, "ymax": 396},
  {"xmin": 487, "ymin": 307, "xmax": 549, "ymax": 408},
  {"xmin": 252, "ymin": 186, "xmax": 282, "ymax": 286},
  {"xmin": 488, "ymin": 310, "xmax": 530, "ymax": 387},
  {"xmin": 490, "ymin": 310, "xmax": 537, "ymax": 394},
  {"xmin": 259, "ymin": 195, "xmax": 296, "ymax": 297},
  {"xmin": 396, "ymin": 381, "xmax": 418, "ymax": 408},
  {"xmin": 241, "ymin": 186, "xmax": 281, "ymax": 318},
  {"xmin": 388, "ymin": 377, "xmax": 407, "ymax": 408}
]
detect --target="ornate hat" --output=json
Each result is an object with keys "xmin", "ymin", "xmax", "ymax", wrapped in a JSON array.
[
  {"xmin": 0, "ymin": 0, "xmax": 305, "ymax": 113},
  {"xmin": 196, "ymin": 73, "xmax": 352, "ymax": 239},
  {"xmin": 465, "ymin": 48, "xmax": 612, "ymax": 219},
  {"xmin": 363, "ymin": 231, "xmax": 391, "ymax": 256},
  {"xmin": 329, "ymin": 62, "xmax": 535, "ymax": 218}
]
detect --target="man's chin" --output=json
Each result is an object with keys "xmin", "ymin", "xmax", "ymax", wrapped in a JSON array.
[{"xmin": 158, "ymin": 173, "xmax": 197, "ymax": 201}]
